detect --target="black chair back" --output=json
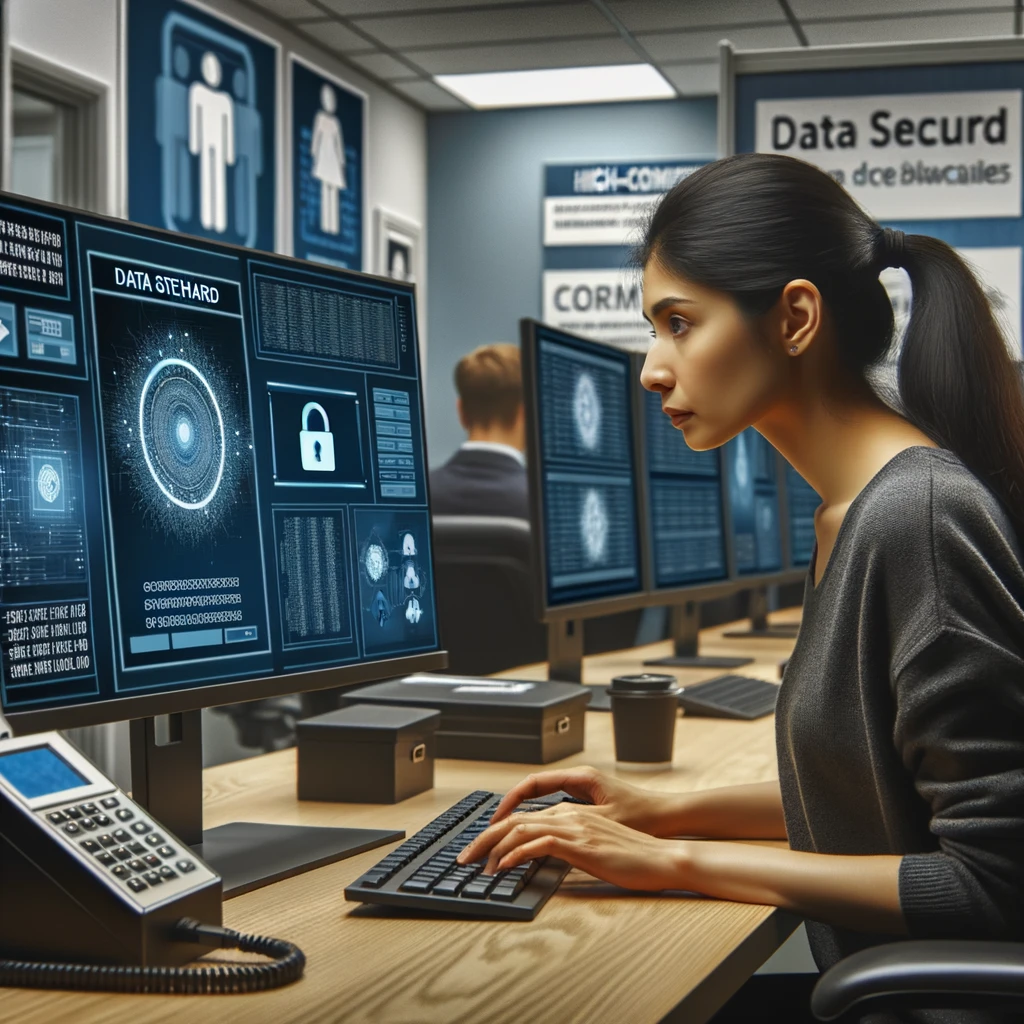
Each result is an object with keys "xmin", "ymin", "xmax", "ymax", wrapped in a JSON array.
[{"xmin": 431, "ymin": 515, "xmax": 547, "ymax": 675}]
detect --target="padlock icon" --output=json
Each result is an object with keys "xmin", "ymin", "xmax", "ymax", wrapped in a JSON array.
[{"xmin": 299, "ymin": 401, "xmax": 335, "ymax": 472}]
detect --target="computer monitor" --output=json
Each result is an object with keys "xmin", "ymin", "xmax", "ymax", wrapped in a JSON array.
[
  {"xmin": 636, "ymin": 376, "xmax": 753, "ymax": 671},
  {"xmin": 784, "ymin": 462, "xmax": 820, "ymax": 569},
  {"xmin": 520, "ymin": 320, "xmax": 645, "ymax": 679},
  {"xmin": 0, "ymin": 192, "xmax": 445, "ymax": 893}
]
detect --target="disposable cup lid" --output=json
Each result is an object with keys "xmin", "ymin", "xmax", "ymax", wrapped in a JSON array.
[{"xmin": 609, "ymin": 673, "xmax": 680, "ymax": 695}]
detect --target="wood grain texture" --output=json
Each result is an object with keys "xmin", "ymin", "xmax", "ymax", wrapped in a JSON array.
[{"xmin": 2, "ymin": 615, "xmax": 800, "ymax": 1024}]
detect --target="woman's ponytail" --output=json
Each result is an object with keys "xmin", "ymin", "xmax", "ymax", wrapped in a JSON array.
[
  {"xmin": 896, "ymin": 233, "xmax": 1024, "ymax": 535},
  {"xmin": 639, "ymin": 153, "xmax": 1024, "ymax": 538}
]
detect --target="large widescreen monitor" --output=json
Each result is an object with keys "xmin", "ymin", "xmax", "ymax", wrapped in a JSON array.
[
  {"xmin": 639, "ymin": 382, "xmax": 730, "ymax": 594},
  {"xmin": 521, "ymin": 320, "xmax": 644, "ymax": 620},
  {"xmin": 722, "ymin": 427, "xmax": 784, "ymax": 579},
  {"xmin": 0, "ymin": 194, "xmax": 444, "ymax": 734}
]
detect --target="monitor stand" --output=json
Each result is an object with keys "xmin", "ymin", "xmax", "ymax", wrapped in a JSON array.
[
  {"xmin": 721, "ymin": 588, "xmax": 800, "ymax": 640},
  {"xmin": 643, "ymin": 601, "xmax": 754, "ymax": 670},
  {"xmin": 129, "ymin": 712, "xmax": 401, "ymax": 899},
  {"xmin": 547, "ymin": 618, "xmax": 583, "ymax": 683}
]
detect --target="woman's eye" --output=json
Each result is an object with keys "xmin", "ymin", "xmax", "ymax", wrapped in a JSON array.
[{"xmin": 668, "ymin": 315, "xmax": 689, "ymax": 337}]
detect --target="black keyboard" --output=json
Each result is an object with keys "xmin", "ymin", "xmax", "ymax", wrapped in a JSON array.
[
  {"xmin": 677, "ymin": 674, "xmax": 779, "ymax": 720},
  {"xmin": 345, "ymin": 790, "xmax": 578, "ymax": 920}
]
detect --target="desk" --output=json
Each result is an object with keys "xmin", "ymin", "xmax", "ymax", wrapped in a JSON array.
[{"xmin": 5, "ymin": 613, "xmax": 801, "ymax": 1024}]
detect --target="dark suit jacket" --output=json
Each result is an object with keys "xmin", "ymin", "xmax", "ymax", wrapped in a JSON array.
[{"xmin": 429, "ymin": 447, "xmax": 529, "ymax": 519}]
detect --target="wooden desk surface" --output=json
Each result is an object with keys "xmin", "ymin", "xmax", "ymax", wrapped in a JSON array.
[{"xmin": 5, "ymin": 615, "xmax": 800, "ymax": 1024}]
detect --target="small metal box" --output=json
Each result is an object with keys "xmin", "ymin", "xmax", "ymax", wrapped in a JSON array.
[{"xmin": 297, "ymin": 703, "xmax": 440, "ymax": 804}]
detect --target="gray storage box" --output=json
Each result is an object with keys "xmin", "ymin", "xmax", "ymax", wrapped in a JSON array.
[{"xmin": 297, "ymin": 703, "xmax": 440, "ymax": 804}]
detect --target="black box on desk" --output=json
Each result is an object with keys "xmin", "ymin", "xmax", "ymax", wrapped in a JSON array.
[
  {"xmin": 341, "ymin": 675, "xmax": 591, "ymax": 764},
  {"xmin": 297, "ymin": 703, "xmax": 440, "ymax": 803}
]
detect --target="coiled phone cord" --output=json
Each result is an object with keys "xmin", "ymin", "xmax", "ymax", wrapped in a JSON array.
[{"xmin": 0, "ymin": 919, "xmax": 305, "ymax": 993}]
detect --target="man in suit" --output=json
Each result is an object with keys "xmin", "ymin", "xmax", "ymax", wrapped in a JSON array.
[{"xmin": 429, "ymin": 343, "xmax": 528, "ymax": 519}]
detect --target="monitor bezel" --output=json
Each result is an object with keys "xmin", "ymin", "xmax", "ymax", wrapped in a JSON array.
[
  {"xmin": 0, "ymin": 189, "xmax": 448, "ymax": 736},
  {"xmin": 521, "ymin": 318, "xmax": 650, "ymax": 623}
]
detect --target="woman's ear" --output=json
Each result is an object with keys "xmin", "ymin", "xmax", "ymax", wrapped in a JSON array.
[{"xmin": 777, "ymin": 279, "xmax": 823, "ymax": 358}]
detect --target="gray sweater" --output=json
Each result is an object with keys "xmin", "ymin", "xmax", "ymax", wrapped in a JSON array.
[{"xmin": 776, "ymin": 447, "xmax": 1024, "ymax": 1011}]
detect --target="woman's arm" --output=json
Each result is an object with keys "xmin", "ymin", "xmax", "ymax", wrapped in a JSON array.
[
  {"xmin": 458, "ymin": 805, "xmax": 906, "ymax": 934},
  {"xmin": 487, "ymin": 768, "xmax": 787, "ymax": 840}
]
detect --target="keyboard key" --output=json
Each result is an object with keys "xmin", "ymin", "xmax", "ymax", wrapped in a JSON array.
[
  {"xmin": 80, "ymin": 838, "xmax": 100, "ymax": 854},
  {"xmin": 128, "ymin": 842, "xmax": 147, "ymax": 856},
  {"xmin": 157, "ymin": 845, "xmax": 175, "ymax": 859},
  {"xmin": 97, "ymin": 851, "xmax": 117, "ymax": 867},
  {"xmin": 93, "ymin": 814, "xmax": 112, "ymax": 828},
  {"xmin": 113, "ymin": 829, "xmax": 131, "ymax": 843},
  {"xmin": 176, "ymin": 859, "xmax": 196, "ymax": 874},
  {"xmin": 100, "ymin": 797, "xmax": 120, "ymax": 809},
  {"xmin": 78, "ymin": 803, "xmax": 99, "ymax": 816},
  {"xmin": 115, "ymin": 808, "xmax": 134, "ymax": 822},
  {"xmin": 111, "ymin": 864, "xmax": 131, "ymax": 880},
  {"xmin": 461, "ymin": 875, "xmax": 500, "ymax": 899},
  {"xmin": 113, "ymin": 846, "xmax": 132, "ymax": 861},
  {"xmin": 145, "ymin": 834, "xmax": 165, "ymax": 848},
  {"xmin": 79, "ymin": 817, "xmax": 96, "ymax": 831},
  {"xmin": 63, "ymin": 822, "xmax": 81, "ymax": 836},
  {"xmin": 159, "ymin": 865, "xmax": 176, "ymax": 880},
  {"xmin": 432, "ymin": 875, "xmax": 469, "ymax": 896},
  {"xmin": 489, "ymin": 884, "xmax": 522, "ymax": 902},
  {"xmin": 144, "ymin": 870, "xmax": 162, "ymax": 886},
  {"xmin": 63, "ymin": 806, "xmax": 82, "ymax": 820},
  {"xmin": 47, "ymin": 811, "xmax": 66, "ymax": 825},
  {"xmin": 400, "ymin": 877, "xmax": 434, "ymax": 893},
  {"xmin": 143, "ymin": 854, "xmax": 161, "ymax": 869},
  {"xmin": 131, "ymin": 821, "xmax": 151, "ymax": 835},
  {"xmin": 127, "ymin": 877, "xmax": 147, "ymax": 893},
  {"xmin": 97, "ymin": 833, "xmax": 116, "ymax": 848},
  {"xmin": 128, "ymin": 859, "xmax": 147, "ymax": 873}
]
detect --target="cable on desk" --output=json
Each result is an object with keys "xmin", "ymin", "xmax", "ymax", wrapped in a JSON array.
[{"xmin": 0, "ymin": 919, "xmax": 305, "ymax": 993}]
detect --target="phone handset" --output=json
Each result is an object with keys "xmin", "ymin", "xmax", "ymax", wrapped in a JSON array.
[{"xmin": 0, "ymin": 732, "xmax": 304, "ymax": 992}]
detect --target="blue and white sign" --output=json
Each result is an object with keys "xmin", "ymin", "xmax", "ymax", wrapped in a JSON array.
[
  {"xmin": 542, "ymin": 160, "xmax": 707, "ymax": 348},
  {"xmin": 291, "ymin": 56, "xmax": 365, "ymax": 269},
  {"xmin": 127, "ymin": 0, "xmax": 278, "ymax": 252},
  {"xmin": 544, "ymin": 161, "xmax": 702, "ymax": 247},
  {"xmin": 735, "ymin": 61, "xmax": 1024, "ymax": 355}
]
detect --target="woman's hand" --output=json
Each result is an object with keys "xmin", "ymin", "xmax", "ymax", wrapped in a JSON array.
[
  {"xmin": 457, "ymin": 800, "xmax": 688, "ymax": 890},
  {"xmin": 486, "ymin": 766, "xmax": 671, "ymax": 835}
]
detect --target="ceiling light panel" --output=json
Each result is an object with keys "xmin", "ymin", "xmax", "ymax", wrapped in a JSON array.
[{"xmin": 435, "ymin": 63, "xmax": 676, "ymax": 109}]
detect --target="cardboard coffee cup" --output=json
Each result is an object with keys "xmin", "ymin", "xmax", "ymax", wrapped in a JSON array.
[{"xmin": 609, "ymin": 673, "xmax": 680, "ymax": 771}]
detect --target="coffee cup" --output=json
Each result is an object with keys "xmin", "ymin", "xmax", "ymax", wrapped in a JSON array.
[{"xmin": 608, "ymin": 673, "xmax": 680, "ymax": 771}]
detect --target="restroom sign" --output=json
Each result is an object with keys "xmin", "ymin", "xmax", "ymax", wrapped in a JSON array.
[{"xmin": 755, "ymin": 90, "xmax": 1022, "ymax": 220}]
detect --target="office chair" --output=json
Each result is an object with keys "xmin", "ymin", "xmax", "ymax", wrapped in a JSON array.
[
  {"xmin": 431, "ymin": 515, "xmax": 547, "ymax": 675},
  {"xmin": 811, "ymin": 940, "xmax": 1024, "ymax": 1020}
]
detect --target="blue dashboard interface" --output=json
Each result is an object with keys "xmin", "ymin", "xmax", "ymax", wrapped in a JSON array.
[
  {"xmin": 533, "ymin": 326, "xmax": 642, "ymax": 607},
  {"xmin": 0, "ymin": 195, "xmax": 438, "ymax": 716},
  {"xmin": 722, "ymin": 428, "xmax": 782, "ymax": 576},
  {"xmin": 785, "ymin": 463, "xmax": 820, "ymax": 569},
  {"xmin": 643, "ymin": 388, "xmax": 727, "ymax": 589}
]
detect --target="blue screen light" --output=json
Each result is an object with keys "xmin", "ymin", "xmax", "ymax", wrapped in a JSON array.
[{"xmin": 0, "ymin": 746, "xmax": 88, "ymax": 799}]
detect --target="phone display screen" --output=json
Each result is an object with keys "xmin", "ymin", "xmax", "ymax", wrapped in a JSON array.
[{"xmin": 0, "ymin": 746, "xmax": 89, "ymax": 799}]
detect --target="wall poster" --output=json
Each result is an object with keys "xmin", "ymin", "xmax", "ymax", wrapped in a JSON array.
[
  {"xmin": 541, "ymin": 160, "xmax": 707, "ymax": 350},
  {"xmin": 290, "ymin": 55, "xmax": 366, "ymax": 270},
  {"xmin": 733, "ymin": 59, "xmax": 1024, "ymax": 355},
  {"xmin": 127, "ymin": 0, "xmax": 278, "ymax": 253}
]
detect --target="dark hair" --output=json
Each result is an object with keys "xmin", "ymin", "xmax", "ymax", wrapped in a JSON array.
[
  {"xmin": 638, "ymin": 152, "xmax": 1024, "ymax": 537},
  {"xmin": 454, "ymin": 343, "xmax": 523, "ymax": 428}
]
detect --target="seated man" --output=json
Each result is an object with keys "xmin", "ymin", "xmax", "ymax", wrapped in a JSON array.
[{"xmin": 430, "ymin": 343, "xmax": 528, "ymax": 519}]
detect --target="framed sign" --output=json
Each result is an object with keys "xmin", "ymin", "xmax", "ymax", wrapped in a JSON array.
[
  {"xmin": 126, "ymin": 0, "xmax": 278, "ymax": 252},
  {"xmin": 290, "ymin": 55, "xmax": 366, "ymax": 269},
  {"xmin": 375, "ymin": 207, "xmax": 420, "ymax": 285}
]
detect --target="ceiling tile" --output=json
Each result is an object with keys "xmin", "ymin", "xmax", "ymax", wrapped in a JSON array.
[
  {"xmin": 659, "ymin": 60, "xmax": 719, "ymax": 96},
  {"xmin": 607, "ymin": 0, "xmax": 786, "ymax": 33},
  {"xmin": 320, "ymin": 0, "xmax": 531, "ymax": 15},
  {"xmin": 392, "ymin": 78, "xmax": 470, "ymax": 110},
  {"xmin": 353, "ymin": 4, "xmax": 613, "ymax": 50},
  {"xmin": 408, "ymin": 36, "xmax": 640, "ymax": 74},
  {"xmin": 790, "ymin": 0, "xmax": 1012, "ymax": 16},
  {"xmin": 638, "ymin": 23, "xmax": 800, "ymax": 63},
  {"xmin": 347, "ymin": 50, "xmax": 420, "ymax": 78},
  {"xmin": 802, "ymin": 11, "xmax": 1014, "ymax": 44},
  {"xmin": 245, "ymin": 0, "xmax": 324, "ymax": 18},
  {"xmin": 297, "ymin": 19, "xmax": 371, "ymax": 51}
]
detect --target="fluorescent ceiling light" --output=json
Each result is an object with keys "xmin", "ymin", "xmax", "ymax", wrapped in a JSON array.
[{"xmin": 435, "ymin": 63, "xmax": 676, "ymax": 110}]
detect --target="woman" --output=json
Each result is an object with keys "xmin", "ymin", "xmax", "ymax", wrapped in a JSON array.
[{"xmin": 458, "ymin": 153, "xmax": 1024, "ymax": 1020}]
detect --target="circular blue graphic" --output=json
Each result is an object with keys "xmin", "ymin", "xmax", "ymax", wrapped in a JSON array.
[
  {"xmin": 138, "ymin": 357, "xmax": 225, "ymax": 510},
  {"xmin": 36, "ymin": 463, "xmax": 61, "ymax": 504}
]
